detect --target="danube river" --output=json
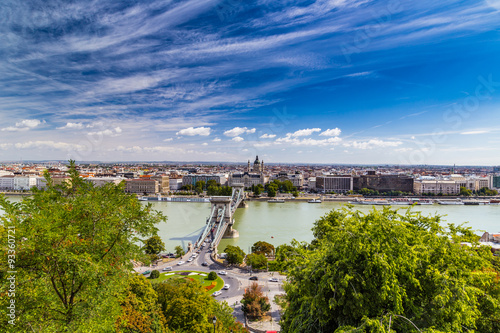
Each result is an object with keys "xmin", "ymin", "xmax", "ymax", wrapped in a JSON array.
[{"xmin": 2, "ymin": 196, "xmax": 498, "ymax": 253}]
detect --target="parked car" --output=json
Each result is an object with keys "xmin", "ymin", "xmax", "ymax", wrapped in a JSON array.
[
  {"xmin": 162, "ymin": 266, "xmax": 172, "ymax": 271},
  {"xmin": 201, "ymin": 262, "xmax": 208, "ymax": 266},
  {"xmin": 177, "ymin": 261, "xmax": 185, "ymax": 265},
  {"xmin": 249, "ymin": 276, "xmax": 258, "ymax": 280},
  {"xmin": 212, "ymin": 291, "xmax": 222, "ymax": 297},
  {"xmin": 142, "ymin": 270, "xmax": 151, "ymax": 275},
  {"xmin": 219, "ymin": 271, "xmax": 227, "ymax": 275},
  {"xmin": 269, "ymin": 277, "xmax": 279, "ymax": 282},
  {"xmin": 187, "ymin": 258, "xmax": 193, "ymax": 262},
  {"xmin": 222, "ymin": 284, "xmax": 230, "ymax": 290}
]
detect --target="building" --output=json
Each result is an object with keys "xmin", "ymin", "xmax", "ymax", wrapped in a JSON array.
[
  {"xmin": 270, "ymin": 171, "xmax": 304, "ymax": 188},
  {"xmin": 151, "ymin": 174, "xmax": 170, "ymax": 193},
  {"xmin": 181, "ymin": 174, "xmax": 228, "ymax": 187},
  {"xmin": 169, "ymin": 178, "xmax": 183, "ymax": 191},
  {"xmin": 491, "ymin": 175, "xmax": 500, "ymax": 189},
  {"xmin": 316, "ymin": 175, "xmax": 353, "ymax": 193},
  {"xmin": 13, "ymin": 176, "xmax": 37, "ymax": 191},
  {"xmin": 86, "ymin": 177, "xmax": 123, "ymax": 187},
  {"xmin": 230, "ymin": 156, "xmax": 267, "ymax": 188},
  {"xmin": 0, "ymin": 176, "xmax": 15, "ymax": 190},
  {"xmin": 125, "ymin": 179, "xmax": 159, "ymax": 194},
  {"xmin": 413, "ymin": 180, "xmax": 460, "ymax": 195},
  {"xmin": 353, "ymin": 174, "xmax": 414, "ymax": 193}
]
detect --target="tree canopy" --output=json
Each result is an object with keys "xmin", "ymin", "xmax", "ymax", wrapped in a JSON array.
[
  {"xmin": 280, "ymin": 206, "xmax": 500, "ymax": 333},
  {"xmin": 224, "ymin": 245, "xmax": 245, "ymax": 265},
  {"xmin": 0, "ymin": 161, "xmax": 166, "ymax": 332},
  {"xmin": 251, "ymin": 241, "xmax": 275, "ymax": 256},
  {"xmin": 144, "ymin": 235, "xmax": 166, "ymax": 256}
]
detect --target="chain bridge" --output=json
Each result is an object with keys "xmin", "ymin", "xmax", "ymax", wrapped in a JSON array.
[{"xmin": 194, "ymin": 184, "xmax": 247, "ymax": 253}]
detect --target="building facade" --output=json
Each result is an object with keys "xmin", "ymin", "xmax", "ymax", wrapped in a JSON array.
[
  {"xmin": 125, "ymin": 179, "xmax": 159, "ymax": 194},
  {"xmin": 316, "ymin": 175, "xmax": 353, "ymax": 193},
  {"xmin": 270, "ymin": 171, "xmax": 304, "ymax": 188},
  {"xmin": 353, "ymin": 174, "xmax": 414, "ymax": 193},
  {"xmin": 413, "ymin": 180, "xmax": 460, "ymax": 195},
  {"xmin": 181, "ymin": 174, "xmax": 228, "ymax": 187}
]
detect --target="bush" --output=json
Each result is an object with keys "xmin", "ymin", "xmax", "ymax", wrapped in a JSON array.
[
  {"xmin": 149, "ymin": 270, "xmax": 160, "ymax": 279},
  {"xmin": 208, "ymin": 271, "xmax": 218, "ymax": 280}
]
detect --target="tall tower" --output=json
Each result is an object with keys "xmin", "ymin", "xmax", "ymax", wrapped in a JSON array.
[
  {"xmin": 261, "ymin": 160, "xmax": 264, "ymax": 174},
  {"xmin": 253, "ymin": 155, "xmax": 260, "ymax": 173},
  {"xmin": 247, "ymin": 160, "xmax": 251, "ymax": 172}
]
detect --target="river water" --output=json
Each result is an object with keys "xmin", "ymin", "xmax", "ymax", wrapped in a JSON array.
[{"xmin": 2, "ymin": 196, "xmax": 498, "ymax": 253}]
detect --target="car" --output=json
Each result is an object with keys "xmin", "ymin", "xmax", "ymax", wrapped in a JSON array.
[
  {"xmin": 269, "ymin": 277, "xmax": 279, "ymax": 282},
  {"xmin": 212, "ymin": 291, "xmax": 222, "ymax": 297},
  {"xmin": 191, "ymin": 253, "xmax": 198, "ymax": 257},
  {"xmin": 162, "ymin": 266, "xmax": 172, "ymax": 271},
  {"xmin": 177, "ymin": 261, "xmax": 185, "ymax": 265},
  {"xmin": 142, "ymin": 270, "xmax": 151, "ymax": 275},
  {"xmin": 249, "ymin": 276, "xmax": 258, "ymax": 280},
  {"xmin": 201, "ymin": 262, "xmax": 208, "ymax": 266},
  {"xmin": 187, "ymin": 258, "xmax": 193, "ymax": 262},
  {"xmin": 222, "ymin": 284, "xmax": 230, "ymax": 290},
  {"xmin": 219, "ymin": 271, "xmax": 227, "ymax": 275}
]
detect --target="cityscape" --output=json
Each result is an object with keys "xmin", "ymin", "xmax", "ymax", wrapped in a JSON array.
[{"xmin": 2, "ymin": 0, "xmax": 500, "ymax": 332}]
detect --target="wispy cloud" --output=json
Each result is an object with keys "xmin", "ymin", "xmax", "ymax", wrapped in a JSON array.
[{"xmin": 176, "ymin": 126, "xmax": 211, "ymax": 136}]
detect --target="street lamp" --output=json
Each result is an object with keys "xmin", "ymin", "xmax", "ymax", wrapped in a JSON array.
[{"xmin": 212, "ymin": 316, "xmax": 216, "ymax": 333}]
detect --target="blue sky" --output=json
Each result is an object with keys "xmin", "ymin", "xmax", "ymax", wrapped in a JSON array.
[{"xmin": 1, "ymin": 0, "xmax": 500, "ymax": 165}]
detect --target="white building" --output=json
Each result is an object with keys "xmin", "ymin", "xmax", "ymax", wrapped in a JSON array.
[
  {"xmin": 0, "ymin": 176, "xmax": 15, "ymax": 190},
  {"xmin": 13, "ymin": 176, "xmax": 37, "ymax": 191},
  {"xmin": 169, "ymin": 178, "xmax": 183, "ymax": 191},
  {"xmin": 86, "ymin": 177, "xmax": 123, "ymax": 187},
  {"xmin": 413, "ymin": 180, "xmax": 460, "ymax": 195}
]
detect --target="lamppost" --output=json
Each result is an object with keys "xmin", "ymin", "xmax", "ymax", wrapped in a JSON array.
[{"xmin": 212, "ymin": 316, "xmax": 216, "ymax": 333}]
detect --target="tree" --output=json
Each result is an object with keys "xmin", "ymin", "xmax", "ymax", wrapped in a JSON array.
[
  {"xmin": 253, "ymin": 184, "xmax": 264, "ymax": 196},
  {"xmin": 208, "ymin": 271, "xmax": 218, "ymax": 280},
  {"xmin": 267, "ymin": 183, "xmax": 278, "ymax": 197},
  {"xmin": 460, "ymin": 186, "xmax": 472, "ymax": 196},
  {"xmin": 224, "ymin": 245, "xmax": 245, "ymax": 265},
  {"xmin": 154, "ymin": 279, "xmax": 247, "ymax": 333},
  {"xmin": 149, "ymin": 270, "xmax": 160, "ymax": 279},
  {"xmin": 246, "ymin": 253, "xmax": 267, "ymax": 270},
  {"xmin": 280, "ymin": 206, "xmax": 500, "ymax": 333},
  {"xmin": 0, "ymin": 161, "xmax": 166, "ymax": 332},
  {"xmin": 241, "ymin": 282, "xmax": 271, "ymax": 319},
  {"xmin": 143, "ymin": 235, "xmax": 165, "ymax": 258},
  {"xmin": 251, "ymin": 241, "xmax": 275, "ymax": 256},
  {"xmin": 115, "ymin": 274, "xmax": 167, "ymax": 333},
  {"xmin": 174, "ymin": 245, "xmax": 185, "ymax": 258},
  {"xmin": 206, "ymin": 179, "xmax": 218, "ymax": 188}
]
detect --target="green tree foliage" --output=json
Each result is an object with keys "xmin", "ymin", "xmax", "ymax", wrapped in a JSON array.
[
  {"xmin": 154, "ymin": 279, "xmax": 247, "ymax": 333},
  {"xmin": 224, "ymin": 245, "xmax": 245, "ymax": 265},
  {"xmin": 266, "ymin": 183, "xmax": 278, "ymax": 197},
  {"xmin": 280, "ymin": 206, "xmax": 500, "ymax": 333},
  {"xmin": 115, "ymin": 274, "xmax": 167, "ymax": 333},
  {"xmin": 149, "ymin": 270, "xmax": 160, "ymax": 279},
  {"xmin": 246, "ymin": 253, "xmax": 267, "ymax": 270},
  {"xmin": 174, "ymin": 245, "xmax": 185, "ymax": 258},
  {"xmin": 207, "ymin": 184, "xmax": 232, "ymax": 196},
  {"xmin": 253, "ymin": 184, "xmax": 264, "ymax": 196},
  {"xmin": 208, "ymin": 271, "xmax": 218, "ymax": 281},
  {"xmin": 0, "ymin": 161, "xmax": 166, "ymax": 332},
  {"xmin": 241, "ymin": 282, "xmax": 271, "ymax": 319},
  {"xmin": 460, "ymin": 186, "xmax": 472, "ymax": 196},
  {"xmin": 251, "ymin": 241, "xmax": 275, "ymax": 256},
  {"xmin": 477, "ymin": 187, "xmax": 498, "ymax": 196},
  {"xmin": 144, "ymin": 235, "xmax": 165, "ymax": 256}
]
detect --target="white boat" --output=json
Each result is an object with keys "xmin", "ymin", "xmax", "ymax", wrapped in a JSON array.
[
  {"xmin": 268, "ymin": 199, "xmax": 285, "ymax": 203},
  {"xmin": 137, "ymin": 196, "xmax": 148, "ymax": 201},
  {"xmin": 410, "ymin": 200, "xmax": 434, "ymax": 205},
  {"xmin": 437, "ymin": 200, "xmax": 464, "ymax": 205},
  {"xmin": 389, "ymin": 200, "xmax": 411, "ymax": 205},
  {"xmin": 308, "ymin": 199, "xmax": 322, "ymax": 203}
]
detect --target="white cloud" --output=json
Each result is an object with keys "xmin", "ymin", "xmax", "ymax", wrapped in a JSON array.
[
  {"xmin": 14, "ymin": 141, "xmax": 85, "ymax": 151},
  {"xmin": 259, "ymin": 133, "xmax": 276, "ymax": 139},
  {"xmin": 254, "ymin": 142, "xmax": 271, "ymax": 147},
  {"xmin": 212, "ymin": 137, "xmax": 222, "ymax": 142},
  {"xmin": 344, "ymin": 139, "xmax": 403, "ymax": 150},
  {"xmin": 163, "ymin": 138, "xmax": 173, "ymax": 142},
  {"xmin": 224, "ymin": 127, "xmax": 256, "ymax": 137},
  {"xmin": 2, "ymin": 119, "xmax": 44, "ymax": 132},
  {"xmin": 320, "ymin": 128, "xmax": 341, "ymax": 137},
  {"xmin": 57, "ymin": 122, "xmax": 84, "ymax": 130},
  {"xmin": 288, "ymin": 128, "xmax": 321, "ymax": 137},
  {"xmin": 460, "ymin": 130, "xmax": 488, "ymax": 135},
  {"xmin": 276, "ymin": 135, "xmax": 342, "ymax": 146},
  {"xmin": 0, "ymin": 143, "xmax": 13, "ymax": 150},
  {"xmin": 202, "ymin": 142, "xmax": 208, "ymax": 146},
  {"xmin": 232, "ymin": 136, "xmax": 244, "ymax": 142},
  {"xmin": 176, "ymin": 126, "xmax": 211, "ymax": 136},
  {"xmin": 87, "ymin": 127, "xmax": 122, "ymax": 137}
]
